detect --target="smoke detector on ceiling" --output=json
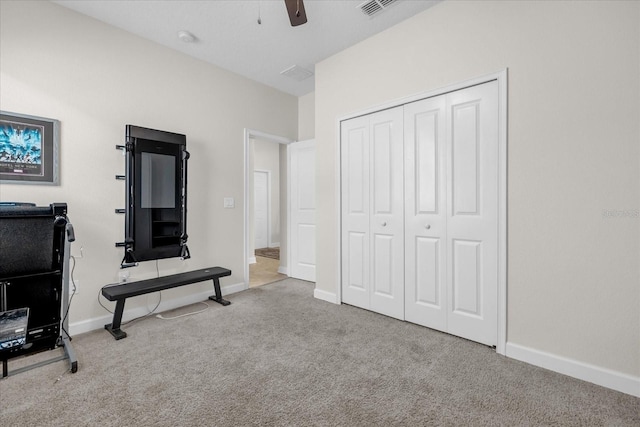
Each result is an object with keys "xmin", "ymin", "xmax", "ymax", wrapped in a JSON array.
[
  {"xmin": 358, "ymin": 0, "xmax": 399, "ymax": 17},
  {"xmin": 177, "ymin": 30, "xmax": 197, "ymax": 43},
  {"xmin": 280, "ymin": 65, "xmax": 314, "ymax": 82}
]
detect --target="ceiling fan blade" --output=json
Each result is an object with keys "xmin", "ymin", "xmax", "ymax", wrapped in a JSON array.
[{"xmin": 284, "ymin": 0, "xmax": 307, "ymax": 27}]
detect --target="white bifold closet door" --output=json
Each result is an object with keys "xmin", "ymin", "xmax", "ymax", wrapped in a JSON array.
[
  {"xmin": 404, "ymin": 81, "xmax": 499, "ymax": 346},
  {"xmin": 341, "ymin": 107, "xmax": 405, "ymax": 320},
  {"xmin": 403, "ymin": 94, "xmax": 448, "ymax": 331}
]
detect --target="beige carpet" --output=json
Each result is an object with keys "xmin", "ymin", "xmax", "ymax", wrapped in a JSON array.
[{"xmin": 1, "ymin": 279, "xmax": 638, "ymax": 426}]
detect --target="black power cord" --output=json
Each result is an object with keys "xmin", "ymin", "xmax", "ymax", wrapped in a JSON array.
[{"xmin": 61, "ymin": 255, "xmax": 77, "ymax": 340}]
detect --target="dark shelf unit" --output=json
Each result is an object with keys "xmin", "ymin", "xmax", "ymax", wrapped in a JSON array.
[{"xmin": 150, "ymin": 215, "xmax": 180, "ymax": 247}]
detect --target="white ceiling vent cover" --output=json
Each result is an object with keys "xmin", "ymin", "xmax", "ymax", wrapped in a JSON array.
[
  {"xmin": 280, "ymin": 65, "xmax": 314, "ymax": 82},
  {"xmin": 358, "ymin": 0, "xmax": 399, "ymax": 17}
]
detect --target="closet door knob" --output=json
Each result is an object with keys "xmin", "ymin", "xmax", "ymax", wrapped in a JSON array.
[
  {"xmin": 425, "ymin": 224, "xmax": 431, "ymax": 230},
  {"xmin": 381, "ymin": 222, "xmax": 387, "ymax": 227}
]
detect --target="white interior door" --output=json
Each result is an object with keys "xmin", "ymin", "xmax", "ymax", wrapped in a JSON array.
[
  {"xmin": 254, "ymin": 170, "xmax": 269, "ymax": 250},
  {"xmin": 341, "ymin": 115, "xmax": 370, "ymax": 309},
  {"xmin": 369, "ymin": 107, "xmax": 404, "ymax": 319},
  {"xmin": 289, "ymin": 139, "xmax": 316, "ymax": 282},
  {"xmin": 404, "ymin": 82, "xmax": 499, "ymax": 345},
  {"xmin": 446, "ymin": 81, "xmax": 499, "ymax": 346},
  {"xmin": 404, "ymin": 95, "xmax": 448, "ymax": 330},
  {"xmin": 341, "ymin": 107, "xmax": 404, "ymax": 320}
]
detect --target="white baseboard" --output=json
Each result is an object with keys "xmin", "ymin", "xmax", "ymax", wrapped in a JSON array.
[
  {"xmin": 277, "ymin": 266, "xmax": 288, "ymax": 275},
  {"xmin": 505, "ymin": 342, "xmax": 640, "ymax": 397},
  {"xmin": 313, "ymin": 288, "xmax": 340, "ymax": 304},
  {"xmin": 248, "ymin": 256, "xmax": 257, "ymax": 264},
  {"xmin": 69, "ymin": 281, "xmax": 247, "ymax": 336},
  {"xmin": 269, "ymin": 242, "xmax": 280, "ymax": 248}
]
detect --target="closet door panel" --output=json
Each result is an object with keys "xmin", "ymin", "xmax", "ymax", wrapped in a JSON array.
[
  {"xmin": 446, "ymin": 81, "xmax": 499, "ymax": 346},
  {"xmin": 341, "ymin": 116, "xmax": 371, "ymax": 309},
  {"xmin": 372, "ymin": 234, "xmax": 393, "ymax": 296},
  {"xmin": 404, "ymin": 96, "xmax": 447, "ymax": 330},
  {"xmin": 451, "ymin": 239, "xmax": 481, "ymax": 315},
  {"xmin": 414, "ymin": 236, "xmax": 441, "ymax": 304},
  {"xmin": 346, "ymin": 232, "xmax": 367, "ymax": 291},
  {"xmin": 452, "ymin": 101, "xmax": 479, "ymax": 215},
  {"xmin": 369, "ymin": 107, "xmax": 404, "ymax": 320}
]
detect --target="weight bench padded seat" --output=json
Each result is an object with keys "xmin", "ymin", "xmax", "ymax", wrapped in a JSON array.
[{"xmin": 102, "ymin": 267, "xmax": 231, "ymax": 340}]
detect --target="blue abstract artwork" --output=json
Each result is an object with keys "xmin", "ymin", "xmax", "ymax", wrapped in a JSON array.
[{"xmin": 0, "ymin": 120, "xmax": 44, "ymax": 176}]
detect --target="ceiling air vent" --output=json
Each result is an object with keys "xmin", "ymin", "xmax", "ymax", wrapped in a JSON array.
[
  {"xmin": 280, "ymin": 65, "xmax": 314, "ymax": 82},
  {"xmin": 358, "ymin": 0, "xmax": 399, "ymax": 17}
]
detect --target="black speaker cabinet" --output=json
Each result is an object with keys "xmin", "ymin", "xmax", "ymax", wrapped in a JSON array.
[{"xmin": 0, "ymin": 203, "xmax": 67, "ymax": 359}]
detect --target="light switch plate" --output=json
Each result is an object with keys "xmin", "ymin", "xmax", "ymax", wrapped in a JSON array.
[{"xmin": 224, "ymin": 197, "xmax": 235, "ymax": 208}]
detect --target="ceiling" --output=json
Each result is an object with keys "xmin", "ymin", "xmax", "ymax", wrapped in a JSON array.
[{"xmin": 53, "ymin": 0, "xmax": 440, "ymax": 97}]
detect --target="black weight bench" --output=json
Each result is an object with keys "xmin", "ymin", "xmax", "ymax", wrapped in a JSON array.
[{"xmin": 102, "ymin": 267, "xmax": 231, "ymax": 340}]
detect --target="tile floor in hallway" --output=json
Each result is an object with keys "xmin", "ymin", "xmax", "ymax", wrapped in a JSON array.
[{"xmin": 249, "ymin": 255, "xmax": 287, "ymax": 287}]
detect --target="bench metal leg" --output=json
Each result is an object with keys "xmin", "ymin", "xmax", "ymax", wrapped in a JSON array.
[
  {"xmin": 208, "ymin": 277, "xmax": 230, "ymax": 306},
  {"xmin": 105, "ymin": 299, "xmax": 128, "ymax": 340}
]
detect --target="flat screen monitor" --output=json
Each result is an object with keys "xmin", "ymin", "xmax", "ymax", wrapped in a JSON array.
[{"xmin": 141, "ymin": 152, "xmax": 176, "ymax": 209}]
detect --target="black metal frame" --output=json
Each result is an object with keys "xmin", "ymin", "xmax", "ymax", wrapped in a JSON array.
[{"xmin": 120, "ymin": 125, "xmax": 190, "ymax": 268}]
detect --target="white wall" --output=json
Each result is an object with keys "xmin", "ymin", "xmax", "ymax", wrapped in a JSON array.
[
  {"xmin": 298, "ymin": 92, "xmax": 315, "ymax": 140},
  {"xmin": 315, "ymin": 0, "xmax": 640, "ymax": 381},
  {"xmin": 253, "ymin": 137, "xmax": 281, "ymax": 247},
  {"xmin": 0, "ymin": 1, "xmax": 297, "ymax": 325}
]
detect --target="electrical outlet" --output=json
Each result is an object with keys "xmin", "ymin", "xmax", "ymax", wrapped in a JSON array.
[
  {"xmin": 118, "ymin": 271, "xmax": 130, "ymax": 283},
  {"xmin": 224, "ymin": 197, "xmax": 235, "ymax": 208},
  {"xmin": 72, "ymin": 245, "xmax": 84, "ymax": 258}
]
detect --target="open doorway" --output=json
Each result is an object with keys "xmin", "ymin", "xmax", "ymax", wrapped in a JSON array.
[
  {"xmin": 244, "ymin": 129, "xmax": 293, "ymax": 288},
  {"xmin": 250, "ymin": 141, "xmax": 286, "ymax": 287}
]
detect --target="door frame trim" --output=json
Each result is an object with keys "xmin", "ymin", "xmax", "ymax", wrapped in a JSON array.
[
  {"xmin": 243, "ymin": 129, "xmax": 294, "ymax": 288},
  {"xmin": 253, "ymin": 169, "xmax": 272, "ymax": 250},
  {"xmin": 334, "ymin": 69, "xmax": 508, "ymax": 355}
]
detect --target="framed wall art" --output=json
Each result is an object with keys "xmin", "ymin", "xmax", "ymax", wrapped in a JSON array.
[{"xmin": 0, "ymin": 111, "xmax": 60, "ymax": 185}]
